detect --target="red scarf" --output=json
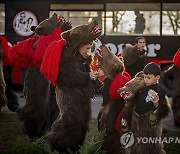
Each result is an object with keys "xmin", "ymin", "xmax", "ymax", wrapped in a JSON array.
[
  {"xmin": 33, "ymin": 28, "xmax": 62, "ymax": 68},
  {"xmin": 0, "ymin": 36, "xmax": 12, "ymax": 66},
  {"xmin": 8, "ymin": 35, "xmax": 36, "ymax": 68},
  {"xmin": 40, "ymin": 39, "xmax": 66, "ymax": 86},
  {"xmin": 173, "ymin": 48, "xmax": 180, "ymax": 68}
]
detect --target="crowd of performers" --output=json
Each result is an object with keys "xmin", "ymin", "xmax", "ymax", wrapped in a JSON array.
[{"xmin": 0, "ymin": 14, "xmax": 180, "ymax": 154}]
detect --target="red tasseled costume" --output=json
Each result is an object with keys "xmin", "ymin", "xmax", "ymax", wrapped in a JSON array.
[
  {"xmin": 109, "ymin": 71, "xmax": 131, "ymax": 132},
  {"xmin": 8, "ymin": 35, "xmax": 36, "ymax": 68},
  {"xmin": 33, "ymin": 28, "xmax": 62, "ymax": 68},
  {"xmin": 0, "ymin": 36, "xmax": 12, "ymax": 66},
  {"xmin": 8, "ymin": 28, "xmax": 62, "ymax": 68},
  {"xmin": 173, "ymin": 48, "xmax": 180, "ymax": 68},
  {"xmin": 40, "ymin": 39, "xmax": 66, "ymax": 86}
]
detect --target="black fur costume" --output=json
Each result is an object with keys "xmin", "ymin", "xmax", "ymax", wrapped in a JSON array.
[
  {"xmin": 9, "ymin": 13, "xmax": 72, "ymax": 139},
  {"xmin": 118, "ymin": 72, "xmax": 170, "ymax": 154},
  {"xmin": 162, "ymin": 64, "xmax": 180, "ymax": 127},
  {"xmin": 0, "ymin": 36, "xmax": 18, "ymax": 111},
  {"xmin": 45, "ymin": 20, "xmax": 101, "ymax": 153},
  {"xmin": 95, "ymin": 45, "xmax": 131, "ymax": 154},
  {"xmin": 122, "ymin": 44, "xmax": 148, "ymax": 78},
  {"xmin": 0, "ymin": 42, "xmax": 7, "ymax": 110}
]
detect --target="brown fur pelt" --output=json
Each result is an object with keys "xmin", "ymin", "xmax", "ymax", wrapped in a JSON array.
[
  {"xmin": 118, "ymin": 72, "xmax": 170, "ymax": 154},
  {"xmin": 162, "ymin": 64, "xmax": 180, "ymax": 126},
  {"xmin": 3, "ymin": 66, "xmax": 19, "ymax": 111},
  {"xmin": 45, "ymin": 20, "xmax": 101, "ymax": 153},
  {"xmin": 95, "ymin": 45, "xmax": 126, "ymax": 154},
  {"xmin": 0, "ymin": 45, "xmax": 7, "ymax": 110},
  {"xmin": 129, "ymin": 111, "xmax": 166, "ymax": 154},
  {"xmin": 0, "ymin": 41, "xmax": 15, "ymax": 111},
  {"xmin": 20, "ymin": 67, "xmax": 51, "ymax": 139},
  {"xmin": 95, "ymin": 45, "xmax": 124, "ymax": 80},
  {"xmin": 122, "ymin": 44, "xmax": 148, "ymax": 78},
  {"xmin": 118, "ymin": 71, "xmax": 170, "ymax": 132},
  {"xmin": 101, "ymin": 130, "xmax": 125, "ymax": 154},
  {"xmin": 118, "ymin": 71, "xmax": 146, "ymax": 132},
  {"xmin": 97, "ymin": 100, "xmax": 126, "ymax": 154},
  {"xmin": 19, "ymin": 13, "xmax": 72, "ymax": 139}
]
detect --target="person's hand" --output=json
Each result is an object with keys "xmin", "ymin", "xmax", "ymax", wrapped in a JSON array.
[
  {"xmin": 89, "ymin": 71, "xmax": 98, "ymax": 80},
  {"xmin": 148, "ymin": 89, "xmax": 159, "ymax": 107},
  {"xmin": 98, "ymin": 69, "xmax": 104, "ymax": 77},
  {"xmin": 151, "ymin": 93, "xmax": 159, "ymax": 107},
  {"xmin": 121, "ymin": 118, "xmax": 127, "ymax": 126}
]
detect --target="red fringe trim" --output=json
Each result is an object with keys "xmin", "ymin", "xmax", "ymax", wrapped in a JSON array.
[
  {"xmin": 8, "ymin": 36, "xmax": 36, "ymax": 68},
  {"xmin": 40, "ymin": 39, "xmax": 66, "ymax": 86},
  {"xmin": 33, "ymin": 28, "xmax": 62, "ymax": 68},
  {"xmin": 0, "ymin": 36, "xmax": 12, "ymax": 66}
]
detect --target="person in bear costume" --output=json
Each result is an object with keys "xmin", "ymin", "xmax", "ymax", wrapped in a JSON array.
[
  {"xmin": 8, "ymin": 13, "xmax": 72, "ymax": 139},
  {"xmin": 118, "ymin": 63, "xmax": 170, "ymax": 154},
  {"xmin": 94, "ymin": 45, "xmax": 131, "ymax": 154},
  {"xmin": 122, "ymin": 36, "xmax": 148, "ymax": 78},
  {"xmin": 0, "ymin": 36, "xmax": 19, "ymax": 111},
  {"xmin": 162, "ymin": 48, "xmax": 180, "ymax": 128},
  {"xmin": 40, "ymin": 20, "xmax": 101, "ymax": 153},
  {"xmin": 0, "ymin": 36, "xmax": 8, "ymax": 110}
]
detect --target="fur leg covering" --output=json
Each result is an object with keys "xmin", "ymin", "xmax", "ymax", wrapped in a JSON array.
[
  {"xmin": 46, "ymin": 87, "xmax": 91, "ymax": 153},
  {"xmin": 0, "ymin": 61, "xmax": 7, "ymax": 110},
  {"xmin": 19, "ymin": 67, "xmax": 51, "ymax": 139}
]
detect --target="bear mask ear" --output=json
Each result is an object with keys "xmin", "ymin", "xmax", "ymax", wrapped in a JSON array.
[
  {"xmin": 50, "ymin": 13, "xmax": 58, "ymax": 21},
  {"xmin": 61, "ymin": 30, "xmax": 70, "ymax": 40},
  {"xmin": 135, "ymin": 71, "xmax": 144, "ymax": 79}
]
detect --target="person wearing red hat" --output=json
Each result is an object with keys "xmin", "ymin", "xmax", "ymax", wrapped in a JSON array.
[{"xmin": 0, "ymin": 36, "xmax": 19, "ymax": 111}]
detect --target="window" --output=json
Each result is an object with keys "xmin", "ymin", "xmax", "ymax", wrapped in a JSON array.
[
  {"xmin": 0, "ymin": 4, "xmax": 5, "ymax": 35},
  {"xmin": 106, "ymin": 3, "xmax": 160, "ymax": 35},
  {"xmin": 50, "ymin": 3, "xmax": 180, "ymax": 36},
  {"xmin": 50, "ymin": 4, "xmax": 104, "ymax": 34},
  {"xmin": 162, "ymin": 3, "xmax": 180, "ymax": 35}
]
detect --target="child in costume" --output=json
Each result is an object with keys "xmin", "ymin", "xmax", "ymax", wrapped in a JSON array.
[
  {"xmin": 95, "ymin": 45, "xmax": 131, "ymax": 154},
  {"xmin": 121, "ymin": 62, "xmax": 170, "ymax": 154}
]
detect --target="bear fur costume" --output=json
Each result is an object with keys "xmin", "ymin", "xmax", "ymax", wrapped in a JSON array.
[
  {"xmin": 95, "ymin": 45, "xmax": 131, "ymax": 154},
  {"xmin": 40, "ymin": 20, "xmax": 101, "ymax": 153},
  {"xmin": 0, "ymin": 37, "xmax": 8, "ymax": 110},
  {"xmin": 122, "ymin": 43, "xmax": 149, "ymax": 78},
  {"xmin": 118, "ymin": 71, "xmax": 147, "ymax": 132},
  {"xmin": 0, "ymin": 36, "xmax": 18, "ymax": 112},
  {"xmin": 118, "ymin": 72, "xmax": 170, "ymax": 154},
  {"xmin": 162, "ymin": 48, "xmax": 180, "ymax": 127},
  {"xmin": 8, "ymin": 13, "xmax": 72, "ymax": 139}
]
